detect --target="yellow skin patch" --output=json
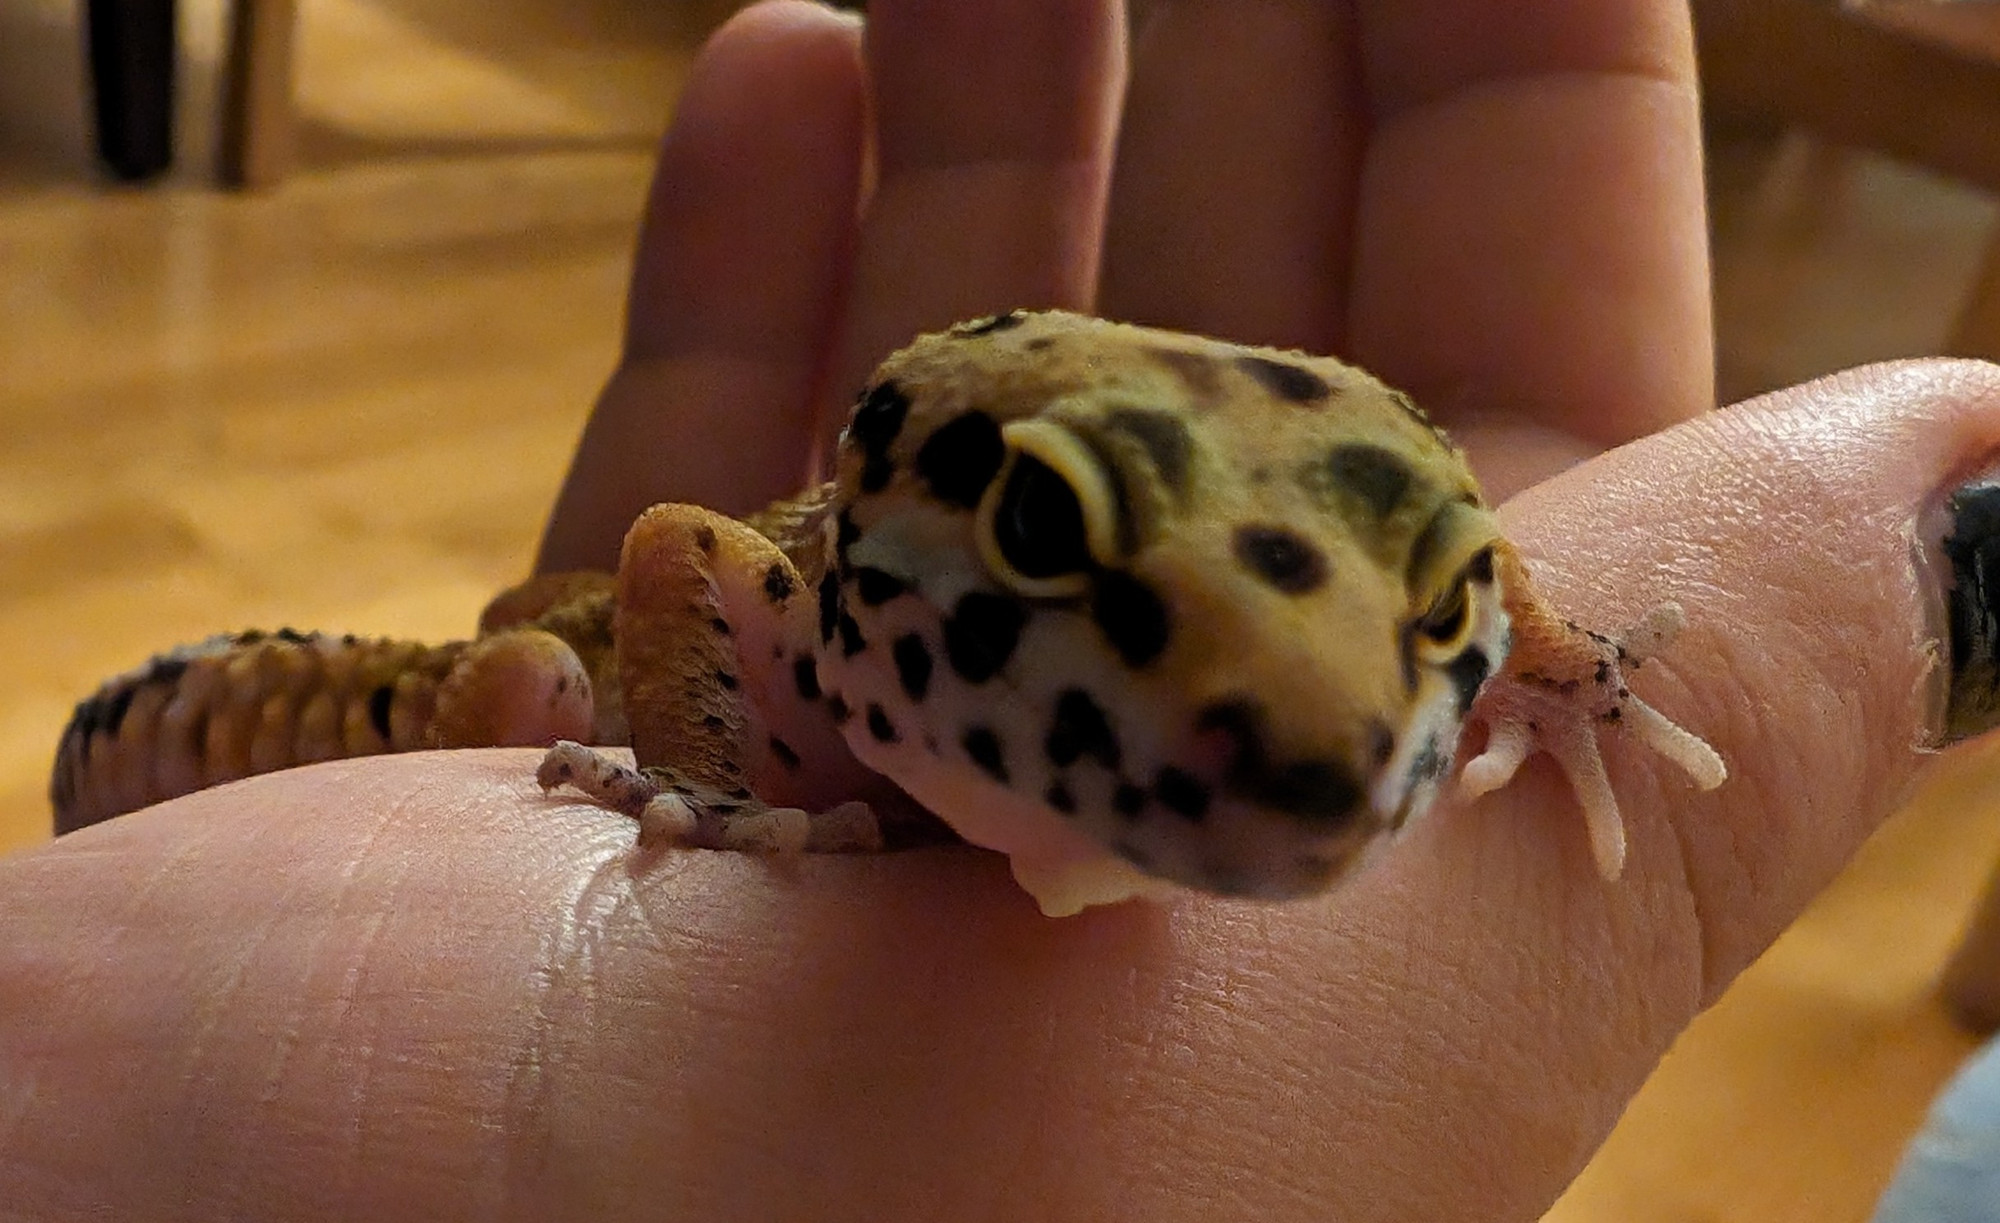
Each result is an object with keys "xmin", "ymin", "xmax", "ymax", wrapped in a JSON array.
[{"xmin": 52, "ymin": 311, "xmax": 1723, "ymax": 915}]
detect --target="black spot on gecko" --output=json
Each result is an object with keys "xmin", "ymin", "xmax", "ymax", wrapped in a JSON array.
[
  {"xmin": 1113, "ymin": 783, "xmax": 1148, "ymax": 818},
  {"xmin": 793, "ymin": 656, "xmax": 822, "ymax": 701},
  {"xmin": 693, "ymin": 525, "xmax": 717, "ymax": 554},
  {"xmin": 837, "ymin": 614, "xmax": 867, "ymax": 658},
  {"xmin": 1447, "ymin": 645, "xmax": 1491, "ymax": 716},
  {"xmin": 1092, "ymin": 571, "xmax": 1169, "ymax": 667},
  {"xmin": 892, "ymin": 634, "xmax": 933, "ymax": 701},
  {"xmin": 763, "ymin": 563, "xmax": 795, "ymax": 604},
  {"xmin": 1045, "ymin": 780, "xmax": 1077, "ymax": 814},
  {"xmin": 1233, "ymin": 525, "xmax": 1329, "ymax": 595},
  {"xmin": 850, "ymin": 380, "xmax": 911, "ymax": 458},
  {"xmin": 916, "ymin": 411, "xmax": 1006, "ymax": 508},
  {"xmin": 144, "ymin": 655, "xmax": 190, "ymax": 688},
  {"xmin": 953, "ymin": 310, "xmax": 1027, "ymax": 337},
  {"xmin": 861, "ymin": 456, "xmax": 895, "ymax": 493},
  {"xmin": 865, "ymin": 704, "xmax": 899, "ymax": 743},
  {"xmin": 715, "ymin": 671, "xmax": 739, "ymax": 691},
  {"xmin": 1045, "ymin": 689, "xmax": 1121, "ymax": 770},
  {"xmin": 1301, "ymin": 443, "xmax": 1413, "ymax": 520},
  {"xmin": 367, "ymin": 685, "xmax": 395, "ymax": 742},
  {"xmin": 702, "ymin": 713, "xmax": 729, "ymax": 732},
  {"xmin": 835, "ymin": 511, "xmax": 861, "ymax": 569},
  {"xmin": 710, "ymin": 617, "xmax": 732, "ymax": 637},
  {"xmin": 1102, "ymin": 407, "xmax": 1193, "ymax": 497},
  {"xmin": 95, "ymin": 684, "xmax": 138, "ymax": 739},
  {"xmin": 1153, "ymin": 767, "xmax": 1211, "ymax": 822},
  {"xmin": 275, "ymin": 627, "xmax": 312, "ymax": 644},
  {"xmin": 827, "ymin": 695, "xmax": 852, "ymax": 725},
  {"xmin": 943, "ymin": 592, "xmax": 1027, "ymax": 683},
  {"xmin": 1467, "ymin": 546, "xmax": 1496, "ymax": 584},
  {"xmin": 1413, "ymin": 735, "xmax": 1451, "ymax": 782},
  {"xmin": 817, "ymin": 572, "xmax": 840, "ymax": 645},
  {"xmin": 1144, "ymin": 345, "xmax": 1223, "ymax": 400},
  {"xmin": 768, "ymin": 737, "xmax": 801, "ymax": 769},
  {"xmin": 962, "ymin": 726, "xmax": 1008, "ymax": 783},
  {"xmin": 853, "ymin": 567, "xmax": 908, "ymax": 606},
  {"xmin": 1237, "ymin": 354, "xmax": 1332, "ymax": 404}
]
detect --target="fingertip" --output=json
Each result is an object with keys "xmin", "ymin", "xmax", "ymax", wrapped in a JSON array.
[
  {"xmin": 628, "ymin": 0, "xmax": 866, "ymax": 359},
  {"xmin": 539, "ymin": 0, "xmax": 867, "ymax": 567},
  {"xmin": 1493, "ymin": 358, "xmax": 2000, "ymax": 990}
]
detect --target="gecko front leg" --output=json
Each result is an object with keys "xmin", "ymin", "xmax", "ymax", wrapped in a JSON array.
[
  {"xmin": 536, "ymin": 503, "xmax": 914, "ymax": 852},
  {"xmin": 1459, "ymin": 544, "xmax": 1726, "ymax": 878}
]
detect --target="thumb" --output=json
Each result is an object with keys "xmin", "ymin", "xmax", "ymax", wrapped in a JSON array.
[
  {"xmin": 1261, "ymin": 358, "xmax": 2000, "ymax": 1223},
  {"xmin": 1476, "ymin": 358, "xmax": 2000, "ymax": 1002}
]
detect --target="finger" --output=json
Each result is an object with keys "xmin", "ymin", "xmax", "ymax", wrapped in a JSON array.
[
  {"xmin": 1347, "ymin": 0, "xmax": 1710, "ymax": 449},
  {"xmin": 1471, "ymin": 361, "xmax": 2000, "ymax": 996},
  {"xmin": 822, "ymin": 0, "xmax": 1125, "ymax": 449},
  {"xmin": 538, "ymin": 1, "xmax": 865, "ymax": 573},
  {"xmin": 1100, "ymin": 0, "xmax": 1360, "ymax": 351}
]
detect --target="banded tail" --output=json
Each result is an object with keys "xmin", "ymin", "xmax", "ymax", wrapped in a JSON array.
[{"xmin": 51, "ymin": 576, "xmax": 621, "ymax": 832}]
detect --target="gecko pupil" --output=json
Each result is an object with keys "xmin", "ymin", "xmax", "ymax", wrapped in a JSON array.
[
  {"xmin": 1418, "ymin": 579, "xmax": 1471, "ymax": 645},
  {"xmin": 993, "ymin": 454, "xmax": 1091, "ymax": 580}
]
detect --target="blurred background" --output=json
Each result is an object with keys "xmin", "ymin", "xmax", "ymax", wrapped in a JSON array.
[{"xmin": 4, "ymin": 2, "xmax": 2000, "ymax": 1219}]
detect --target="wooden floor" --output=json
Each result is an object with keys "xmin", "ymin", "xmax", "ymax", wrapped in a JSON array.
[{"xmin": 5, "ymin": 3, "xmax": 2000, "ymax": 1220}]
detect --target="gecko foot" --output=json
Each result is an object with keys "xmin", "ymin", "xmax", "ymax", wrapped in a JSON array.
[
  {"xmin": 1458, "ymin": 603, "xmax": 1725, "ymax": 880},
  {"xmin": 536, "ymin": 741, "xmax": 883, "ymax": 852}
]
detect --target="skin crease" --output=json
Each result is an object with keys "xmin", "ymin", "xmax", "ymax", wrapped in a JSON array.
[{"xmin": 2, "ymin": 3, "xmax": 1991, "ymax": 1221}]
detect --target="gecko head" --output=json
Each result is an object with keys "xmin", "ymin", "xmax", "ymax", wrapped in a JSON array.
[{"xmin": 815, "ymin": 311, "xmax": 1511, "ymax": 899}]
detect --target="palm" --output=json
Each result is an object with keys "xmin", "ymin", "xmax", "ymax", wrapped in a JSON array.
[{"xmin": 538, "ymin": 0, "xmax": 1711, "ymax": 574}]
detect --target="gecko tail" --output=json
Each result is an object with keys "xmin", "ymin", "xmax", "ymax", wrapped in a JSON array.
[{"xmin": 51, "ymin": 628, "xmax": 598, "ymax": 834}]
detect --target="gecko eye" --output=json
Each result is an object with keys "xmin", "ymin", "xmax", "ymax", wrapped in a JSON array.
[
  {"xmin": 977, "ymin": 420, "xmax": 1120, "ymax": 598},
  {"xmin": 1412, "ymin": 573, "xmax": 1475, "ymax": 660},
  {"xmin": 992, "ymin": 455, "xmax": 1090, "ymax": 580}
]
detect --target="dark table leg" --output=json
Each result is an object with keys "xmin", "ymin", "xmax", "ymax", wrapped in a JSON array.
[{"xmin": 86, "ymin": 0, "xmax": 178, "ymax": 182}]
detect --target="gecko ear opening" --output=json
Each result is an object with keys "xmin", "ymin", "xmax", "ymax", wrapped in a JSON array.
[{"xmin": 976, "ymin": 420, "xmax": 1118, "ymax": 599}]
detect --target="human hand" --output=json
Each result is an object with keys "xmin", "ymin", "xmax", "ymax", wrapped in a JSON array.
[
  {"xmin": 535, "ymin": 0, "xmax": 1712, "ymax": 572},
  {"xmin": 7, "ymin": 4, "xmax": 1995, "ymax": 1222}
]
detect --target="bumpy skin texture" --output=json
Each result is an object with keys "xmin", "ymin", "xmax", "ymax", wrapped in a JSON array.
[{"xmin": 50, "ymin": 312, "xmax": 1723, "ymax": 912}]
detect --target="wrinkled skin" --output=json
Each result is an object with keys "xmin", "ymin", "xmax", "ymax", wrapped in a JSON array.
[{"xmin": 3, "ymin": 3, "xmax": 1988, "ymax": 1221}]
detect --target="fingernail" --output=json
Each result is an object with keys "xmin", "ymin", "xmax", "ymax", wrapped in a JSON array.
[{"xmin": 1938, "ymin": 475, "xmax": 2000, "ymax": 744}]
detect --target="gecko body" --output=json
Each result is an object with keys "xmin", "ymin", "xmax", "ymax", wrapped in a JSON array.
[{"xmin": 51, "ymin": 311, "xmax": 1724, "ymax": 914}]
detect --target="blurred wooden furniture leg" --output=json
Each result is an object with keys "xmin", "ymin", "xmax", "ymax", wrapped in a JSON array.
[
  {"xmin": 86, "ymin": 0, "xmax": 177, "ymax": 182},
  {"xmin": 1949, "ymin": 230, "xmax": 2000, "ymax": 364},
  {"xmin": 216, "ymin": 0, "xmax": 298, "ymax": 189},
  {"xmin": 1944, "ymin": 858, "xmax": 2000, "ymax": 1033}
]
